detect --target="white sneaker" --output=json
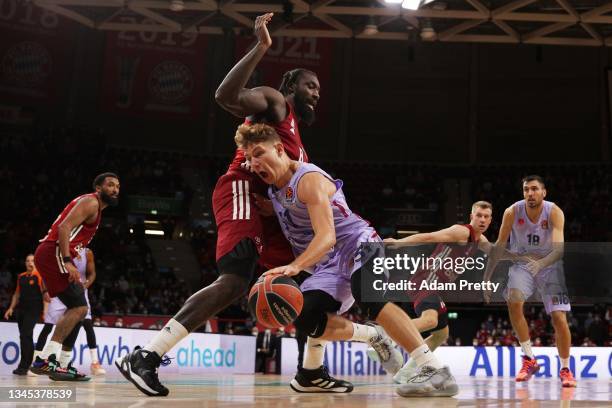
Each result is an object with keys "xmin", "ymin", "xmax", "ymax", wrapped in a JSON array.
[
  {"xmin": 393, "ymin": 360, "xmax": 418, "ymax": 384},
  {"xmin": 396, "ymin": 365, "xmax": 459, "ymax": 397},
  {"xmin": 366, "ymin": 324, "xmax": 404, "ymax": 375}
]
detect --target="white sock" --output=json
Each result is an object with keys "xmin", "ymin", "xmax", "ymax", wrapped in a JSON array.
[
  {"xmin": 520, "ymin": 340, "xmax": 535, "ymax": 359},
  {"xmin": 560, "ymin": 357, "xmax": 569, "ymax": 369},
  {"xmin": 411, "ymin": 344, "xmax": 443, "ymax": 370},
  {"xmin": 350, "ymin": 323, "xmax": 378, "ymax": 343},
  {"xmin": 144, "ymin": 318, "xmax": 189, "ymax": 357},
  {"xmin": 40, "ymin": 341, "xmax": 62, "ymax": 360},
  {"xmin": 303, "ymin": 337, "xmax": 328, "ymax": 370},
  {"xmin": 90, "ymin": 347, "xmax": 99, "ymax": 364},
  {"xmin": 59, "ymin": 349, "xmax": 72, "ymax": 367}
]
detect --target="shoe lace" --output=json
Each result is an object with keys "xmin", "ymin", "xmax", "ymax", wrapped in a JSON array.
[
  {"xmin": 519, "ymin": 358, "xmax": 533, "ymax": 374},
  {"xmin": 370, "ymin": 335, "xmax": 391, "ymax": 361},
  {"xmin": 407, "ymin": 366, "xmax": 436, "ymax": 383},
  {"xmin": 319, "ymin": 365, "xmax": 332, "ymax": 381}
]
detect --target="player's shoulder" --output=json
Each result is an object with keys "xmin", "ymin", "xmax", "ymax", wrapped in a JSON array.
[{"xmin": 75, "ymin": 194, "xmax": 100, "ymax": 209}]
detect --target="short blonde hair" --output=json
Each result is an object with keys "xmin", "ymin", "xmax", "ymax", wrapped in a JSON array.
[
  {"xmin": 472, "ymin": 200, "xmax": 492, "ymax": 213},
  {"xmin": 234, "ymin": 123, "xmax": 280, "ymax": 149}
]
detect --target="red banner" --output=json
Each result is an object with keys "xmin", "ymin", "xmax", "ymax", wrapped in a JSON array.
[
  {"xmin": 0, "ymin": 0, "xmax": 76, "ymax": 106},
  {"xmin": 100, "ymin": 18, "xmax": 207, "ymax": 119},
  {"xmin": 235, "ymin": 36, "xmax": 334, "ymax": 128}
]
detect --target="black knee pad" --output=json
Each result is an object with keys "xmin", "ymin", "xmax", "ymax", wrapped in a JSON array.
[
  {"xmin": 218, "ymin": 238, "xmax": 259, "ymax": 282},
  {"xmin": 351, "ymin": 268, "xmax": 387, "ymax": 320},
  {"xmin": 293, "ymin": 290, "xmax": 341, "ymax": 338}
]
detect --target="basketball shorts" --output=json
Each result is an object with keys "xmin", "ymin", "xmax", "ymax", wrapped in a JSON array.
[
  {"xmin": 504, "ymin": 262, "xmax": 571, "ymax": 314},
  {"xmin": 45, "ymin": 288, "xmax": 91, "ymax": 324}
]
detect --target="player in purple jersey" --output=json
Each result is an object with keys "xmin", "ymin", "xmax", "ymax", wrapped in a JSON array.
[
  {"xmin": 236, "ymin": 123, "xmax": 459, "ymax": 398},
  {"xmin": 484, "ymin": 175, "xmax": 576, "ymax": 387}
]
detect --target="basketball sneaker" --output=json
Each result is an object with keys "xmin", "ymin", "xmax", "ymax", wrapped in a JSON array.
[
  {"xmin": 396, "ymin": 365, "xmax": 459, "ymax": 397},
  {"xmin": 115, "ymin": 346, "xmax": 170, "ymax": 396},
  {"xmin": 290, "ymin": 365, "xmax": 354, "ymax": 393},
  {"xmin": 516, "ymin": 355, "xmax": 540, "ymax": 382},
  {"xmin": 91, "ymin": 362, "xmax": 106, "ymax": 376},
  {"xmin": 393, "ymin": 358, "xmax": 418, "ymax": 384},
  {"xmin": 30, "ymin": 354, "xmax": 60, "ymax": 375},
  {"xmin": 559, "ymin": 367, "xmax": 577, "ymax": 387},
  {"xmin": 367, "ymin": 324, "xmax": 404, "ymax": 375},
  {"xmin": 49, "ymin": 363, "xmax": 91, "ymax": 381}
]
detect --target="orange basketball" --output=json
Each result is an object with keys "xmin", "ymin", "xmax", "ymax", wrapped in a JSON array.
[{"xmin": 248, "ymin": 274, "xmax": 303, "ymax": 328}]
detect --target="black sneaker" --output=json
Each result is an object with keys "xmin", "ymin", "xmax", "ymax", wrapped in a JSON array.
[
  {"xmin": 115, "ymin": 346, "xmax": 170, "ymax": 397},
  {"xmin": 290, "ymin": 366, "xmax": 354, "ymax": 393},
  {"xmin": 30, "ymin": 354, "xmax": 60, "ymax": 375},
  {"xmin": 13, "ymin": 368, "xmax": 28, "ymax": 376},
  {"xmin": 49, "ymin": 362, "xmax": 91, "ymax": 382}
]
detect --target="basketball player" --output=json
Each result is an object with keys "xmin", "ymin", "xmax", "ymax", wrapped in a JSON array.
[
  {"xmin": 361, "ymin": 201, "xmax": 491, "ymax": 383},
  {"xmin": 35, "ymin": 247, "xmax": 105, "ymax": 376},
  {"xmin": 484, "ymin": 175, "xmax": 576, "ymax": 387},
  {"xmin": 115, "ymin": 13, "xmax": 333, "ymax": 397},
  {"xmin": 30, "ymin": 172, "xmax": 119, "ymax": 381},
  {"xmin": 239, "ymin": 123, "xmax": 459, "ymax": 398}
]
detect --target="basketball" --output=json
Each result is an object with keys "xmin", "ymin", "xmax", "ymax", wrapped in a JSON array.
[{"xmin": 248, "ymin": 274, "xmax": 303, "ymax": 328}]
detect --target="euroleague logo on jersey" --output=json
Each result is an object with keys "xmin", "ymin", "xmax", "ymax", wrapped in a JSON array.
[
  {"xmin": 1, "ymin": 41, "xmax": 51, "ymax": 86},
  {"xmin": 148, "ymin": 60, "xmax": 193, "ymax": 105},
  {"xmin": 541, "ymin": 220, "xmax": 548, "ymax": 229}
]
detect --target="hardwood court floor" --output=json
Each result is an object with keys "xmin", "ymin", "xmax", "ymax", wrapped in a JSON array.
[{"xmin": 0, "ymin": 373, "xmax": 610, "ymax": 407}]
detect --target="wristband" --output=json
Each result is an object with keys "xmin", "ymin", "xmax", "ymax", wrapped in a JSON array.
[{"xmin": 62, "ymin": 256, "xmax": 72, "ymax": 263}]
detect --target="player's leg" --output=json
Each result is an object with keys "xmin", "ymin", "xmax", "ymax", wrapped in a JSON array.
[
  {"xmin": 540, "ymin": 266, "xmax": 575, "ymax": 387},
  {"xmin": 351, "ymin": 268, "xmax": 458, "ymax": 397},
  {"xmin": 116, "ymin": 240, "xmax": 257, "ymax": 396},
  {"xmin": 82, "ymin": 318, "xmax": 105, "ymax": 375},
  {"xmin": 392, "ymin": 302, "xmax": 450, "ymax": 384},
  {"xmin": 34, "ymin": 323, "xmax": 54, "ymax": 360},
  {"xmin": 15, "ymin": 309, "xmax": 37, "ymax": 375},
  {"xmin": 505, "ymin": 267, "xmax": 539, "ymax": 382},
  {"xmin": 32, "ymin": 282, "xmax": 88, "ymax": 377}
]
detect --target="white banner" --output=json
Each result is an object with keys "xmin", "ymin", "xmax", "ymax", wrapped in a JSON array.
[
  {"xmin": 0, "ymin": 322, "xmax": 255, "ymax": 375},
  {"xmin": 281, "ymin": 338, "xmax": 612, "ymax": 379}
]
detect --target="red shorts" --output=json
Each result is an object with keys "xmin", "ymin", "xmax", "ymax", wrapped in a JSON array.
[
  {"xmin": 213, "ymin": 170, "xmax": 293, "ymax": 269},
  {"xmin": 34, "ymin": 242, "xmax": 71, "ymax": 297}
]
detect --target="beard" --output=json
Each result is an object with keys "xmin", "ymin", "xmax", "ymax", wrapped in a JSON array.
[
  {"xmin": 293, "ymin": 93, "xmax": 316, "ymax": 126},
  {"xmin": 101, "ymin": 191, "xmax": 119, "ymax": 207}
]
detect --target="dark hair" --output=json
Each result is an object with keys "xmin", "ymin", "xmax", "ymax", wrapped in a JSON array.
[
  {"xmin": 278, "ymin": 68, "xmax": 316, "ymax": 96},
  {"xmin": 93, "ymin": 172, "xmax": 119, "ymax": 190},
  {"xmin": 522, "ymin": 175, "xmax": 545, "ymax": 187}
]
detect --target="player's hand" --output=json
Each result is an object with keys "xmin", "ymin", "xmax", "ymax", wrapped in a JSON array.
[
  {"xmin": 240, "ymin": 159, "xmax": 251, "ymax": 171},
  {"xmin": 64, "ymin": 262, "xmax": 82, "ymax": 284},
  {"xmin": 253, "ymin": 193, "xmax": 274, "ymax": 217},
  {"xmin": 263, "ymin": 264, "xmax": 301, "ymax": 277},
  {"xmin": 43, "ymin": 292, "xmax": 51, "ymax": 303},
  {"xmin": 4, "ymin": 308, "xmax": 13, "ymax": 320},
  {"xmin": 526, "ymin": 259, "xmax": 544, "ymax": 276},
  {"xmin": 254, "ymin": 13, "xmax": 273, "ymax": 48}
]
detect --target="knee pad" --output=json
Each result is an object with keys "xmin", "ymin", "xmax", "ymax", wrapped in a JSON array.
[{"xmin": 293, "ymin": 291, "xmax": 339, "ymax": 338}]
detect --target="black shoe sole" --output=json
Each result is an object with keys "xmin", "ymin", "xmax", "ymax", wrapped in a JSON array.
[
  {"xmin": 49, "ymin": 373, "xmax": 91, "ymax": 382},
  {"xmin": 114, "ymin": 359, "xmax": 168, "ymax": 397}
]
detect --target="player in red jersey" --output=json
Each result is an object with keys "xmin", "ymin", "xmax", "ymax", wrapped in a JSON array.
[
  {"xmin": 378, "ymin": 201, "xmax": 494, "ymax": 383},
  {"xmin": 115, "ymin": 13, "xmax": 322, "ymax": 397},
  {"xmin": 30, "ymin": 172, "xmax": 119, "ymax": 381}
]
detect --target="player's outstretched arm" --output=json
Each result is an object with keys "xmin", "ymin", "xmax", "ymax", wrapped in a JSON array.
[
  {"xmin": 482, "ymin": 206, "xmax": 514, "ymax": 302},
  {"xmin": 215, "ymin": 13, "xmax": 286, "ymax": 119},
  {"xmin": 389, "ymin": 225, "xmax": 469, "ymax": 244}
]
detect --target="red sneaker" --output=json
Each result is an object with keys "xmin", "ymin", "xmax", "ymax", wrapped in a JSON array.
[
  {"xmin": 516, "ymin": 355, "xmax": 540, "ymax": 382},
  {"xmin": 559, "ymin": 367, "xmax": 577, "ymax": 387}
]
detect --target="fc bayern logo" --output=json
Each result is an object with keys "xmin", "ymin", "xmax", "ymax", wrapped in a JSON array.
[
  {"xmin": 1, "ymin": 41, "xmax": 51, "ymax": 86},
  {"xmin": 148, "ymin": 60, "xmax": 193, "ymax": 104}
]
